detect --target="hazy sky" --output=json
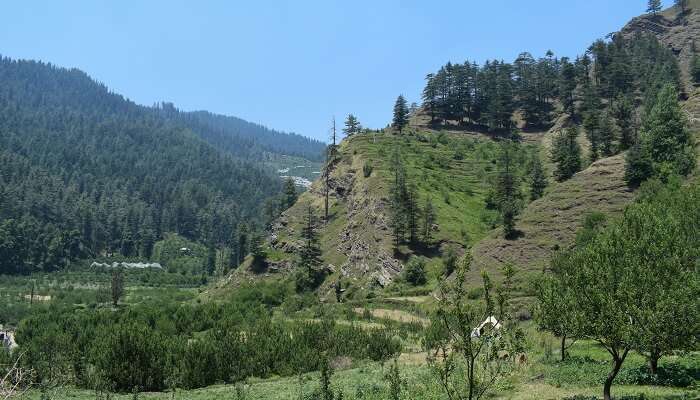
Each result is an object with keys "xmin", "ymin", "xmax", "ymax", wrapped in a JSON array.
[{"xmin": 1, "ymin": 1, "xmax": 674, "ymax": 142}]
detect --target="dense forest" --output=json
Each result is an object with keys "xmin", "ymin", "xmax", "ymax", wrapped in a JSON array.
[
  {"xmin": 421, "ymin": 33, "xmax": 680, "ymax": 132},
  {"xmin": 156, "ymin": 104, "xmax": 326, "ymax": 162},
  {"xmin": 0, "ymin": 57, "xmax": 315, "ymax": 275}
]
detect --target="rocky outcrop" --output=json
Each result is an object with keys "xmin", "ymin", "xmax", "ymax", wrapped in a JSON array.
[{"xmin": 618, "ymin": 7, "xmax": 700, "ymax": 90}]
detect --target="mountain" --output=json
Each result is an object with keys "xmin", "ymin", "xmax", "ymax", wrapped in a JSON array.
[
  {"xmin": 0, "ymin": 57, "xmax": 318, "ymax": 274},
  {"xmin": 212, "ymin": 1, "xmax": 700, "ymax": 300},
  {"xmin": 156, "ymin": 103, "xmax": 326, "ymax": 162}
]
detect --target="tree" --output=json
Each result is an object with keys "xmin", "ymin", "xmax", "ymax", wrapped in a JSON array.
[
  {"xmin": 624, "ymin": 142, "xmax": 654, "ymax": 187},
  {"xmin": 538, "ymin": 182, "xmax": 700, "ymax": 400},
  {"xmin": 598, "ymin": 111, "xmax": 617, "ymax": 157},
  {"xmin": 343, "ymin": 114, "xmax": 361, "ymax": 136},
  {"xmin": 392, "ymin": 95, "xmax": 409, "ymax": 133},
  {"xmin": 639, "ymin": 84, "xmax": 696, "ymax": 180},
  {"xmin": 528, "ymin": 153, "xmax": 547, "ymax": 200},
  {"xmin": 389, "ymin": 147, "xmax": 408, "ymax": 247},
  {"xmin": 675, "ymin": 0, "xmax": 689, "ymax": 14},
  {"xmin": 441, "ymin": 245, "xmax": 458, "ymax": 277},
  {"xmin": 111, "ymin": 269, "xmax": 124, "ymax": 307},
  {"xmin": 406, "ymin": 183, "xmax": 419, "ymax": 245},
  {"xmin": 283, "ymin": 177, "xmax": 297, "ymax": 210},
  {"xmin": 402, "ymin": 257, "xmax": 427, "ymax": 286},
  {"xmin": 295, "ymin": 206, "xmax": 323, "ymax": 292},
  {"xmin": 422, "ymin": 196, "xmax": 436, "ymax": 245},
  {"xmin": 551, "ymin": 126, "xmax": 582, "ymax": 181},
  {"xmin": 692, "ymin": 54, "xmax": 700, "ymax": 84},
  {"xmin": 493, "ymin": 141, "xmax": 521, "ymax": 238},
  {"xmin": 535, "ymin": 268, "xmax": 580, "ymax": 361},
  {"xmin": 425, "ymin": 251, "xmax": 524, "ymax": 400},
  {"xmin": 610, "ymin": 95, "xmax": 635, "ymax": 150},
  {"xmin": 647, "ymin": 0, "xmax": 662, "ymax": 14}
]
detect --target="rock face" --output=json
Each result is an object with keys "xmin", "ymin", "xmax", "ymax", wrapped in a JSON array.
[{"xmin": 618, "ymin": 7, "xmax": 700, "ymax": 90}]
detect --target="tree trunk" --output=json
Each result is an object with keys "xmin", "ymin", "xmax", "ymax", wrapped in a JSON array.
[
  {"xmin": 603, "ymin": 349, "xmax": 628, "ymax": 400},
  {"xmin": 648, "ymin": 347, "xmax": 660, "ymax": 375},
  {"xmin": 561, "ymin": 334, "xmax": 567, "ymax": 361}
]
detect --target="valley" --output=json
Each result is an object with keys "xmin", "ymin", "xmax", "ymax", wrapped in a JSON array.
[{"xmin": 1, "ymin": 1, "xmax": 700, "ymax": 400}]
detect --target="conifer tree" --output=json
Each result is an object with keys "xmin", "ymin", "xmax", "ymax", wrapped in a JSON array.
[
  {"xmin": 675, "ymin": 0, "xmax": 689, "ymax": 14},
  {"xmin": 494, "ymin": 141, "xmax": 521, "ymax": 239},
  {"xmin": 598, "ymin": 111, "xmax": 617, "ymax": 157},
  {"xmin": 642, "ymin": 84, "xmax": 695, "ymax": 177},
  {"xmin": 406, "ymin": 183, "xmax": 419, "ymax": 245},
  {"xmin": 343, "ymin": 114, "xmax": 360, "ymax": 136},
  {"xmin": 111, "ymin": 269, "xmax": 124, "ymax": 307},
  {"xmin": 283, "ymin": 177, "xmax": 297, "ymax": 210},
  {"xmin": 551, "ymin": 126, "xmax": 582, "ymax": 181},
  {"xmin": 624, "ymin": 142, "xmax": 654, "ymax": 188},
  {"xmin": 296, "ymin": 206, "xmax": 323, "ymax": 291},
  {"xmin": 389, "ymin": 147, "xmax": 408, "ymax": 247},
  {"xmin": 647, "ymin": 0, "xmax": 662, "ymax": 14},
  {"xmin": 422, "ymin": 196, "xmax": 435, "ymax": 244},
  {"xmin": 692, "ymin": 54, "xmax": 700, "ymax": 84},
  {"xmin": 529, "ymin": 153, "xmax": 548, "ymax": 200},
  {"xmin": 392, "ymin": 95, "xmax": 409, "ymax": 133},
  {"xmin": 610, "ymin": 95, "xmax": 635, "ymax": 150}
]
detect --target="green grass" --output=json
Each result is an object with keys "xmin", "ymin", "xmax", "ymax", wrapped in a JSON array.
[{"xmin": 224, "ymin": 129, "xmax": 538, "ymax": 299}]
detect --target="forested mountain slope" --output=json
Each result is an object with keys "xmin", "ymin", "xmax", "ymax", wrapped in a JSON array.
[
  {"xmin": 0, "ymin": 57, "xmax": 308, "ymax": 274},
  {"xmin": 157, "ymin": 103, "xmax": 326, "ymax": 162}
]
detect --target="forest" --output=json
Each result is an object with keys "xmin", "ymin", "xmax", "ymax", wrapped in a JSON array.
[{"xmin": 0, "ymin": 57, "xmax": 317, "ymax": 275}]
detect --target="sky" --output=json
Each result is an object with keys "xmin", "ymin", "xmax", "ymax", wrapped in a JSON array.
[{"xmin": 0, "ymin": 1, "xmax": 674, "ymax": 142}]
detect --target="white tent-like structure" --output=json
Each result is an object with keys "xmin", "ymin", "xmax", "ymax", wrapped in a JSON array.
[{"xmin": 470, "ymin": 316, "xmax": 502, "ymax": 338}]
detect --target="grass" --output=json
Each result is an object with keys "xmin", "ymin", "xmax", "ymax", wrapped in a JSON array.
[{"xmin": 217, "ymin": 128, "xmax": 537, "ymax": 299}]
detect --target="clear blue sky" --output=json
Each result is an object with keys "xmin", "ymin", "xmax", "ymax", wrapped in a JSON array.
[{"xmin": 0, "ymin": 1, "xmax": 673, "ymax": 142}]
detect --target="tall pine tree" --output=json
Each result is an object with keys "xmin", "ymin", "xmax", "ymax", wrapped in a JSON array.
[{"xmin": 392, "ymin": 95, "xmax": 409, "ymax": 133}]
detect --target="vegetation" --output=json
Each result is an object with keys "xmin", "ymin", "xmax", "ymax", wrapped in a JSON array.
[
  {"xmin": 536, "ymin": 180, "xmax": 700, "ymax": 400},
  {"xmin": 625, "ymin": 84, "xmax": 696, "ymax": 186}
]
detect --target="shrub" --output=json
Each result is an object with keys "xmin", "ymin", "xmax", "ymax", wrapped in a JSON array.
[
  {"xmin": 402, "ymin": 257, "xmax": 427, "ymax": 286},
  {"xmin": 363, "ymin": 163, "xmax": 373, "ymax": 178}
]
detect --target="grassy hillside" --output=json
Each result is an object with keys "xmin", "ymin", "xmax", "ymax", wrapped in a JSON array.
[{"xmin": 210, "ymin": 128, "xmax": 538, "ymax": 299}]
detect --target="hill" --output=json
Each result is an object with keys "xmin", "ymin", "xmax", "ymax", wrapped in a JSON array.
[
  {"xmin": 217, "ymin": 1, "xmax": 700, "ymax": 300},
  {"xmin": 0, "ymin": 57, "xmax": 317, "ymax": 274}
]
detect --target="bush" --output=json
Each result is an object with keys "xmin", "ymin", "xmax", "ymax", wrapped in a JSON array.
[
  {"xmin": 363, "ymin": 163, "xmax": 373, "ymax": 178},
  {"xmin": 402, "ymin": 257, "xmax": 427, "ymax": 286}
]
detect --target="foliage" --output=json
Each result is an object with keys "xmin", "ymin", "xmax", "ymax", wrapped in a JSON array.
[
  {"xmin": 110, "ymin": 269, "xmax": 124, "ymax": 307},
  {"xmin": 392, "ymin": 95, "xmax": 409, "ymax": 133},
  {"xmin": 551, "ymin": 126, "xmax": 582, "ymax": 182},
  {"xmin": 536, "ymin": 181, "xmax": 700, "ymax": 400},
  {"xmin": 402, "ymin": 257, "xmax": 427, "ymax": 286},
  {"xmin": 424, "ymin": 251, "xmax": 524, "ymax": 400},
  {"xmin": 0, "ymin": 57, "xmax": 284, "ymax": 275},
  {"xmin": 14, "ymin": 282, "xmax": 402, "ymax": 393}
]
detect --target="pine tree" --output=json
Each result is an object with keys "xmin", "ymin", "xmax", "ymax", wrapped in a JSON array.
[
  {"xmin": 611, "ymin": 95, "xmax": 635, "ymax": 150},
  {"xmin": 494, "ymin": 141, "xmax": 521, "ymax": 239},
  {"xmin": 647, "ymin": 0, "xmax": 662, "ymax": 14},
  {"xmin": 392, "ymin": 95, "xmax": 409, "ymax": 133},
  {"xmin": 598, "ymin": 111, "xmax": 617, "ymax": 157},
  {"xmin": 641, "ymin": 84, "xmax": 695, "ymax": 177},
  {"xmin": 675, "ymin": 0, "xmax": 689, "ymax": 14},
  {"xmin": 296, "ymin": 206, "xmax": 323, "ymax": 291},
  {"xmin": 529, "ymin": 153, "xmax": 548, "ymax": 200},
  {"xmin": 343, "ymin": 114, "xmax": 360, "ymax": 136},
  {"xmin": 624, "ymin": 142, "xmax": 654, "ymax": 187},
  {"xmin": 111, "ymin": 268, "xmax": 124, "ymax": 307},
  {"xmin": 692, "ymin": 54, "xmax": 700, "ymax": 84},
  {"xmin": 283, "ymin": 177, "xmax": 297, "ymax": 210},
  {"xmin": 551, "ymin": 126, "xmax": 582, "ymax": 181},
  {"xmin": 422, "ymin": 196, "xmax": 435, "ymax": 244},
  {"xmin": 389, "ymin": 147, "xmax": 407, "ymax": 247},
  {"xmin": 406, "ymin": 183, "xmax": 419, "ymax": 245}
]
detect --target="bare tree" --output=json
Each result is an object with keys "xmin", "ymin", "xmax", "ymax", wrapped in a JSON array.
[{"xmin": 1, "ymin": 354, "xmax": 33, "ymax": 400}]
